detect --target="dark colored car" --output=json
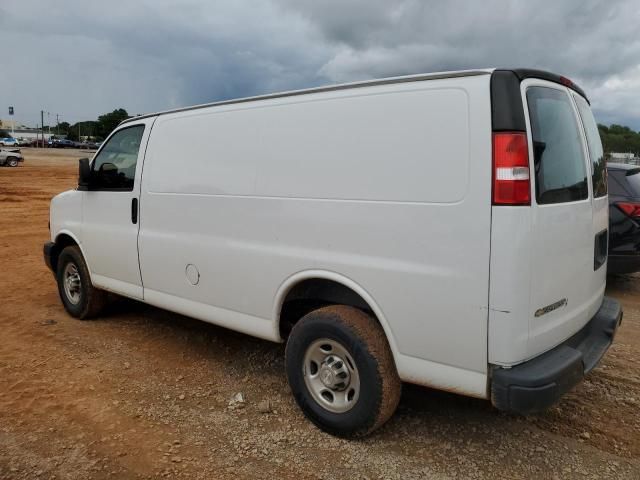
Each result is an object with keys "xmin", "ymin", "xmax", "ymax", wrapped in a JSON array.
[
  {"xmin": 29, "ymin": 138, "xmax": 47, "ymax": 147},
  {"xmin": 608, "ymin": 162, "xmax": 640, "ymax": 274},
  {"xmin": 54, "ymin": 139, "xmax": 75, "ymax": 148}
]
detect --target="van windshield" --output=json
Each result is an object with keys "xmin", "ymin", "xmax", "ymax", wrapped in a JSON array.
[{"xmin": 526, "ymin": 87, "xmax": 588, "ymax": 204}]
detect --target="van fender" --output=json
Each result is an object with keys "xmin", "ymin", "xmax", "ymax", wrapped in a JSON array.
[
  {"xmin": 272, "ymin": 270, "xmax": 400, "ymax": 361},
  {"xmin": 54, "ymin": 229, "xmax": 94, "ymax": 277}
]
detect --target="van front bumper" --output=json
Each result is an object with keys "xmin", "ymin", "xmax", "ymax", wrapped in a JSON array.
[
  {"xmin": 491, "ymin": 296, "xmax": 622, "ymax": 415},
  {"xmin": 43, "ymin": 241, "xmax": 58, "ymax": 273}
]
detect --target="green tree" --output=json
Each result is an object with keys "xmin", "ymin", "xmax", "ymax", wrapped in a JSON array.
[
  {"xmin": 96, "ymin": 109, "xmax": 129, "ymax": 139},
  {"xmin": 598, "ymin": 123, "xmax": 640, "ymax": 157},
  {"xmin": 608, "ymin": 124, "xmax": 633, "ymax": 135},
  {"xmin": 67, "ymin": 120, "xmax": 99, "ymax": 141},
  {"xmin": 56, "ymin": 121, "xmax": 71, "ymax": 136}
]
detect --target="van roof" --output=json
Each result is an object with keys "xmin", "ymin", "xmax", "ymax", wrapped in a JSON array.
[{"xmin": 120, "ymin": 68, "xmax": 587, "ymax": 125}]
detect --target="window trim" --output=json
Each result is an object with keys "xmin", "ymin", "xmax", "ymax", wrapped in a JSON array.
[
  {"xmin": 521, "ymin": 81, "xmax": 590, "ymax": 206},
  {"xmin": 89, "ymin": 124, "xmax": 146, "ymax": 192}
]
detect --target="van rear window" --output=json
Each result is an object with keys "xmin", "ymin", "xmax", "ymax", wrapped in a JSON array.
[
  {"xmin": 526, "ymin": 87, "xmax": 588, "ymax": 204},
  {"xmin": 573, "ymin": 94, "xmax": 607, "ymax": 197}
]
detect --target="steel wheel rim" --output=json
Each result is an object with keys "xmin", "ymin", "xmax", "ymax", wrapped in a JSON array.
[
  {"xmin": 63, "ymin": 262, "xmax": 82, "ymax": 305},
  {"xmin": 303, "ymin": 338, "xmax": 360, "ymax": 413}
]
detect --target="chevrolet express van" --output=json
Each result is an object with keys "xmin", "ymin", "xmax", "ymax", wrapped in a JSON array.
[{"xmin": 44, "ymin": 69, "xmax": 622, "ymax": 437}]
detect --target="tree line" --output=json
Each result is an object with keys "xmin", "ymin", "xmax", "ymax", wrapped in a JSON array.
[
  {"xmin": 52, "ymin": 108, "xmax": 130, "ymax": 141},
  {"xmin": 598, "ymin": 124, "xmax": 640, "ymax": 157}
]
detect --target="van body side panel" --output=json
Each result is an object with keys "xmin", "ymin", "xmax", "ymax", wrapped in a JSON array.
[
  {"xmin": 488, "ymin": 208, "xmax": 532, "ymax": 365},
  {"xmin": 138, "ymin": 75, "xmax": 492, "ymax": 393},
  {"xmin": 49, "ymin": 191, "xmax": 83, "ymax": 245}
]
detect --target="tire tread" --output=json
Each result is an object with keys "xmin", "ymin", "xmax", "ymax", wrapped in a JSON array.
[
  {"xmin": 57, "ymin": 246, "xmax": 106, "ymax": 319},
  {"xmin": 286, "ymin": 305, "xmax": 401, "ymax": 437}
]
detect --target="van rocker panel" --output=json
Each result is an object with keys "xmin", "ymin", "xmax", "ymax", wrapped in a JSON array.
[{"xmin": 491, "ymin": 296, "xmax": 622, "ymax": 414}]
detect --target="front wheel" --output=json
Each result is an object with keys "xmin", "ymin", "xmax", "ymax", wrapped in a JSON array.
[
  {"xmin": 6, "ymin": 157, "xmax": 19, "ymax": 167},
  {"xmin": 285, "ymin": 305, "xmax": 401, "ymax": 437},
  {"xmin": 56, "ymin": 246, "xmax": 106, "ymax": 319}
]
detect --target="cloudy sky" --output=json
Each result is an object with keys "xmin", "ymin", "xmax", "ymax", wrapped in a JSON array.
[{"xmin": 1, "ymin": 0, "xmax": 639, "ymax": 129}]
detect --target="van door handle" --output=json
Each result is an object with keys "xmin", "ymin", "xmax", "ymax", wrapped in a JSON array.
[{"xmin": 131, "ymin": 198, "xmax": 138, "ymax": 224}]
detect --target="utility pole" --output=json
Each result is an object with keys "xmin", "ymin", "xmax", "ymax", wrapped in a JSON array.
[
  {"xmin": 41, "ymin": 110, "xmax": 45, "ymax": 148},
  {"xmin": 56, "ymin": 114, "xmax": 59, "ymax": 135}
]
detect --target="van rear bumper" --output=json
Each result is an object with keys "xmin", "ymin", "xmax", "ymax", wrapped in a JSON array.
[{"xmin": 491, "ymin": 296, "xmax": 622, "ymax": 415}]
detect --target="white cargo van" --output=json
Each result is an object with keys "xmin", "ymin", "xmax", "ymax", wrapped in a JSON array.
[{"xmin": 45, "ymin": 68, "xmax": 622, "ymax": 437}]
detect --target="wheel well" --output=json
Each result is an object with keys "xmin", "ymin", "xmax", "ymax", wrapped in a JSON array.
[
  {"xmin": 278, "ymin": 278, "xmax": 375, "ymax": 338},
  {"xmin": 51, "ymin": 234, "xmax": 78, "ymax": 272}
]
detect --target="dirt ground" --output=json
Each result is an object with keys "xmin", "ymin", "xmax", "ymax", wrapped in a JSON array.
[{"xmin": 1, "ymin": 148, "xmax": 640, "ymax": 479}]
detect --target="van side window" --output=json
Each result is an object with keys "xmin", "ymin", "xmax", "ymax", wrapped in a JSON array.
[
  {"xmin": 526, "ymin": 87, "xmax": 588, "ymax": 204},
  {"xmin": 91, "ymin": 125, "xmax": 145, "ymax": 191},
  {"xmin": 573, "ymin": 94, "xmax": 607, "ymax": 198}
]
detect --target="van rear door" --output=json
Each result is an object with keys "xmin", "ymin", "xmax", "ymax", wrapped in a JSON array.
[{"xmin": 522, "ymin": 79, "xmax": 607, "ymax": 359}]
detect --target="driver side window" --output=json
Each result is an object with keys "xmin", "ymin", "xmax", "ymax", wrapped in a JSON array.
[{"xmin": 92, "ymin": 125, "xmax": 145, "ymax": 191}]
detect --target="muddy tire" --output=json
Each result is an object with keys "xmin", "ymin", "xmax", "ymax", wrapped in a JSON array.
[
  {"xmin": 7, "ymin": 157, "xmax": 19, "ymax": 167},
  {"xmin": 285, "ymin": 305, "xmax": 401, "ymax": 437},
  {"xmin": 56, "ymin": 246, "xmax": 106, "ymax": 319}
]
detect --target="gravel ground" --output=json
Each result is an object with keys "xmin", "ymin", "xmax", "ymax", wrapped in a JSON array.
[{"xmin": 1, "ymin": 148, "xmax": 639, "ymax": 479}]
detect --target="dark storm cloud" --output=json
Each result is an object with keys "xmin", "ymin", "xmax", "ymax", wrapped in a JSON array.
[
  {"xmin": 0, "ymin": 1, "xmax": 331, "ymax": 125},
  {"xmin": 1, "ymin": 0, "xmax": 639, "ymax": 129},
  {"xmin": 276, "ymin": 0, "xmax": 640, "ymax": 128}
]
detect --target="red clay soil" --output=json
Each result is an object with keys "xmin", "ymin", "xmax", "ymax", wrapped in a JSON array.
[{"xmin": 1, "ymin": 149, "xmax": 639, "ymax": 479}]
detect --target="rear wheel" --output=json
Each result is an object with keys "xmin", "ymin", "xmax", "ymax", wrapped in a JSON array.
[
  {"xmin": 7, "ymin": 157, "xmax": 19, "ymax": 167},
  {"xmin": 285, "ymin": 305, "xmax": 401, "ymax": 437},
  {"xmin": 56, "ymin": 246, "xmax": 106, "ymax": 319}
]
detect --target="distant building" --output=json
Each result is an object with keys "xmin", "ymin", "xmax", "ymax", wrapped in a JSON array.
[
  {"xmin": 610, "ymin": 152, "xmax": 640, "ymax": 165},
  {"xmin": 0, "ymin": 119, "xmax": 22, "ymax": 130},
  {"xmin": 610, "ymin": 152, "xmax": 635, "ymax": 160},
  {"xmin": 0, "ymin": 119, "xmax": 54, "ymax": 140}
]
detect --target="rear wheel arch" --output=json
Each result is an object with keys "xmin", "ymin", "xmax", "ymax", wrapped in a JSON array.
[{"xmin": 275, "ymin": 271, "xmax": 399, "ymax": 358}]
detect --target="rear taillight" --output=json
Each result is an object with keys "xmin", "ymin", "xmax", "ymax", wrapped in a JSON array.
[
  {"xmin": 616, "ymin": 202, "xmax": 640, "ymax": 218},
  {"xmin": 492, "ymin": 132, "xmax": 530, "ymax": 205}
]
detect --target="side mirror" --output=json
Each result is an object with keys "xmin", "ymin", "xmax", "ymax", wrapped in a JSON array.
[{"xmin": 78, "ymin": 158, "xmax": 92, "ymax": 190}]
